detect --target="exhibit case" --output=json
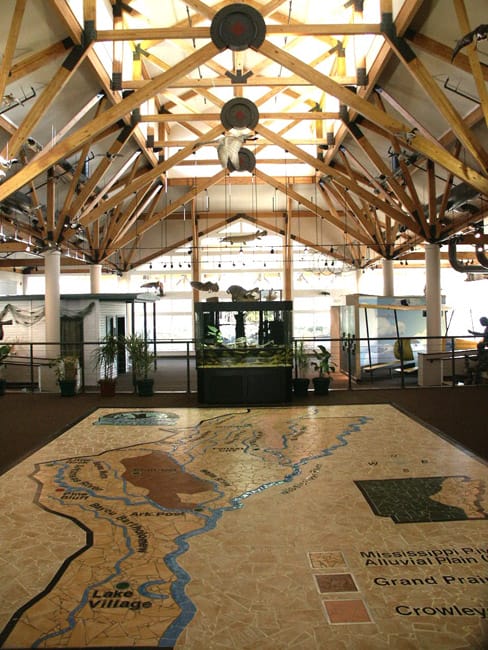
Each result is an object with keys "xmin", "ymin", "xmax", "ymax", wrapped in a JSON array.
[
  {"xmin": 337, "ymin": 294, "xmax": 446, "ymax": 380},
  {"xmin": 194, "ymin": 300, "xmax": 293, "ymax": 404}
]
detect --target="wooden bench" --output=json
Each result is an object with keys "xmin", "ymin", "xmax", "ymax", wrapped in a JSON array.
[
  {"xmin": 362, "ymin": 362, "xmax": 397, "ymax": 379},
  {"xmin": 393, "ymin": 365, "xmax": 418, "ymax": 375}
]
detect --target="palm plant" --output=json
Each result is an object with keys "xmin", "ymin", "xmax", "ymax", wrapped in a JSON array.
[
  {"xmin": 125, "ymin": 334, "xmax": 156, "ymax": 395},
  {"xmin": 93, "ymin": 333, "xmax": 119, "ymax": 395}
]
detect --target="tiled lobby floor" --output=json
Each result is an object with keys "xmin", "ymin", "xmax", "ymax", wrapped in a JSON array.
[{"xmin": 1, "ymin": 405, "xmax": 487, "ymax": 648}]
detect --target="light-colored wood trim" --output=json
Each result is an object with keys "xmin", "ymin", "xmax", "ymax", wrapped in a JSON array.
[
  {"xmin": 96, "ymin": 24, "xmax": 381, "ymax": 42},
  {"xmin": 384, "ymin": 33, "xmax": 488, "ymax": 170},
  {"xmin": 2, "ymin": 48, "xmax": 92, "ymax": 159},
  {"xmin": 0, "ymin": 41, "xmax": 219, "ymax": 201},
  {"xmin": 0, "ymin": 0, "xmax": 28, "ymax": 105},
  {"xmin": 453, "ymin": 0, "xmax": 488, "ymax": 129}
]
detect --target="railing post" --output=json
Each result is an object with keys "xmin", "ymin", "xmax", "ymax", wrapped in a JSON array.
[
  {"xmin": 28, "ymin": 343, "xmax": 33, "ymax": 392},
  {"xmin": 186, "ymin": 341, "xmax": 191, "ymax": 394},
  {"xmin": 399, "ymin": 338, "xmax": 405, "ymax": 389}
]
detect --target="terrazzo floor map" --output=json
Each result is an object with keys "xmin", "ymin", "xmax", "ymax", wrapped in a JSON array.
[{"xmin": 0, "ymin": 405, "xmax": 487, "ymax": 649}]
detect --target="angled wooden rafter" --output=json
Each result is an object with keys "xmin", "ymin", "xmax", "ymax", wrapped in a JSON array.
[{"xmin": 0, "ymin": 40, "xmax": 220, "ymax": 201}]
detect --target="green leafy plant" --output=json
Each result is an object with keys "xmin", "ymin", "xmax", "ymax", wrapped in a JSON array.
[
  {"xmin": 311, "ymin": 344, "xmax": 336, "ymax": 378},
  {"xmin": 0, "ymin": 344, "xmax": 11, "ymax": 365},
  {"xmin": 206, "ymin": 324, "xmax": 223, "ymax": 345},
  {"xmin": 0, "ymin": 344, "xmax": 11, "ymax": 387},
  {"xmin": 51, "ymin": 355, "xmax": 79, "ymax": 381},
  {"xmin": 294, "ymin": 340, "xmax": 308, "ymax": 378},
  {"xmin": 92, "ymin": 333, "xmax": 118, "ymax": 381},
  {"xmin": 124, "ymin": 334, "xmax": 155, "ymax": 379}
]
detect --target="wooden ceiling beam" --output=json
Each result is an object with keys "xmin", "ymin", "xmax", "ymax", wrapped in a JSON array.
[
  {"xmin": 8, "ymin": 40, "xmax": 72, "ymax": 84},
  {"xmin": 255, "ymin": 167, "xmax": 368, "ymax": 243},
  {"xmin": 78, "ymin": 124, "xmax": 223, "ymax": 230},
  {"xmin": 141, "ymin": 112, "xmax": 340, "ymax": 122},
  {"xmin": 255, "ymin": 122, "xmax": 420, "ymax": 232},
  {"xmin": 0, "ymin": 41, "xmax": 220, "ymax": 202},
  {"xmin": 453, "ymin": 0, "xmax": 488, "ymax": 129},
  {"xmin": 0, "ymin": 0, "xmax": 28, "ymax": 107},
  {"xmin": 122, "ymin": 75, "xmax": 358, "ymax": 90},
  {"xmin": 383, "ymin": 30, "xmax": 488, "ymax": 170},
  {"xmin": 96, "ymin": 24, "xmax": 381, "ymax": 42},
  {"xmin": 258, "ymin": 38, "xmax": 488, "ymax": 195},
  {"xmin": 111, "ymin": 170, "xmax": 226, "ymax": 254},
  {"xmin": 405, "ymin": 30, "xmax": 488, "ymax": 81},
  {"xmin": 2, "ymin": 45, "xmax": 92, "ymax": 159}
]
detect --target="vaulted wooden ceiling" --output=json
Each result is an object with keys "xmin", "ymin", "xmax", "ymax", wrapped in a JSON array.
[{"xmin": 0, "ymin": 0, "xmax": 487, "ymax": 275}]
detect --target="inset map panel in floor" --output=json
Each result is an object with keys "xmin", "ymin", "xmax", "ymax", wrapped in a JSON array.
[{"xmin": 355, "ymin": 476, "xmax": 488, "ymax": 522}]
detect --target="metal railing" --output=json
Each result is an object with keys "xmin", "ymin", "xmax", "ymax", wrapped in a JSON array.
[{"xmin": 1, "ymin": 334, "xmax": 483, "ymax": 393}]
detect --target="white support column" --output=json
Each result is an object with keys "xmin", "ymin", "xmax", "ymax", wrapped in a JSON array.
[
  {"xmin": 382, "ymin": 258, "xmax": 394, "ymax": 296},
  {"xmin": 44, "ymin": 249, "xmax": 61, "ymax": 358},
  {"xmin": 90, "ymin": 264, "xmax": 102, "ymax": 294},
  {"xmin": 425, "ymin": 243, "xmax": 442, "ymax": 353}
]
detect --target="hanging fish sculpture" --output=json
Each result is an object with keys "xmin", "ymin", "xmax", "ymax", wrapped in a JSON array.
[
  {"xmin": 190, "ymin": 280, "xmax": 219, "ymax": 292},
  {"xmin": 451, "ymin": 24, "xmax": 488, "ymax": 61},
  {"xmin": 226, "ymin": 285, "xmax": 260, "ymax": 302},
  {"xmin": 220, "ymin": 229, "xmax": 267, "ymax": 244}
]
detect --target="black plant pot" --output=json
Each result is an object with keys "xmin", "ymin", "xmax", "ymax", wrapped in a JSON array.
[
  {"xmin": 293, "ymin": 377, "xmax": 310, "ymax": 397},
  {"xmin": 0, "ymin": 378, "xmax": 6, "ymax": 395},
  {"xmin": 137, "ymin": 378, "xmax": 154, "ymax": 396},
  {"xmin": 59, "ymin": 379, "xmax": 77, "ymax": 397},
  {"xmin": 312, "ymin": 376, "xmax": 331, "ymax": 395}
]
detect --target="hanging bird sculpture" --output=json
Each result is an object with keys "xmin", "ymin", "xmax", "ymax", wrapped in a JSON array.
[
  {"xmin": 194, "ymin": 133, "xmax": 257, "ymax": 170},
  {"xmin": 0, "ymin": 156, "xmax": 18, "ymax": 180},
  {"xmin": 451, "ymin": 24, "xmax": 488, "ymax": 61}
]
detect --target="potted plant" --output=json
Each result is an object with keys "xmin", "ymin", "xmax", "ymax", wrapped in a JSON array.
[
  {"xmin": 51, "ymin": 355, "xmax": 79, "ymax": 396},
  {"xmin": 92, "ymin": 333, "xmax": 119, "ymax": 396},
  {"xmin": 0, "ymin": 344, "xmax": 11, "ymax": 395},
  {"xmin": 311, "ymin": 344, "xmax": 336, "ymax": 395},
  {"xmin": 293, "ymin": 340, "xmax": 309, "ymax": 397},
  {"xmin": 124, "ymin": 333, "xmax": 155, "ymax": 396}
]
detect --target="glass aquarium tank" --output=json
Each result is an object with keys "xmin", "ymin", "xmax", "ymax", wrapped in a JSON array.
[{"xmin": 194, "ymin": 300, "xmax": 293, "ymax": 403}]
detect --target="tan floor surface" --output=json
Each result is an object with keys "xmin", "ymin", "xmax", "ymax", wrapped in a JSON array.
[{"xmin": 0, "ymin": 404, "xmax": 487, "ymax": 649}]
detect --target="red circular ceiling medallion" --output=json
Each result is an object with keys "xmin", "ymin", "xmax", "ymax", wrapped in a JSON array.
[{"xmin": 210, "ymin": 4, "xmax": 266, "ymax": 52}]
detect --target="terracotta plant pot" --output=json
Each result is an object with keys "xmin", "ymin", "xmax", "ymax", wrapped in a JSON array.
[{"xmin": 99, "ymin": 378, "xmax": 116, "ymax": 397}]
